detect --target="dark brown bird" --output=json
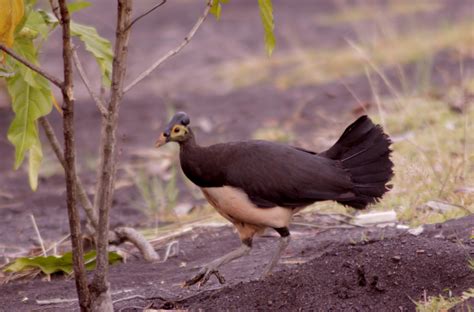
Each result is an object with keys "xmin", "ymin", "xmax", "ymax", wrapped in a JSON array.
[{"xmin": 155, "ymin": 112, "xmax": 393, "ymax": 286}]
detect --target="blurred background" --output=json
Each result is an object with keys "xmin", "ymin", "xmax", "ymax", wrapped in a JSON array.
[{"xmin": 0, "ymin": 0, "xmax": 472, "ymax": 253}]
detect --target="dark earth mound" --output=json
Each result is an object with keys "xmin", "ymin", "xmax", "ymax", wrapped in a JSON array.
[{"xmin": 175, "ymin": 234, "xmax": 473, "ymax": 311}]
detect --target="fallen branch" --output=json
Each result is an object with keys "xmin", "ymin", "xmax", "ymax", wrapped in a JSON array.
[
  {"xmin": 112, "ymin": 227, "xmax": 159, "ymax": 262},
  {"xmin": 291, "ymin": 222, "xmax": 363, "ymax": 230},
  {"xmin": 123, "ymin": 0, "xmax": 212, "ymax": 93},
  {"xmin": 0, "ymin": 43, "xmax": 63, "ymax": 89},
  {"xmin": 37, "ymin": 298, "xmax": 77, "ymax": 305}
]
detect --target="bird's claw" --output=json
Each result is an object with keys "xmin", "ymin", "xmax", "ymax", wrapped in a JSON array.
[{"xmin": 183, "ymin": 267, "xmax": 226, "ymax": 287}]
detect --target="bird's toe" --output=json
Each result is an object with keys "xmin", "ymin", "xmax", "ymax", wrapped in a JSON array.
[{"xmin": 184, "ymin": 267, "xmax": 226, "ymax": 287}]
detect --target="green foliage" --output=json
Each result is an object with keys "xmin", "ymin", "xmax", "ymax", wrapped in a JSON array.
[
  {"xmin": 67, "ymin": 0, "xmax": 91, "ymax": 14},
  {"xmin": 4, "ymin": 250, "xmax": 122, "ymax": 275},
  {"xmin": 210, "ymin": 0, "xmax": 228, "ymax": 20},
  {"xmin": 28, "ymin": 137, "xmax": 42, "ymax": 191},
  {"xmin": 258, "ymin": 0, "xmax": 275, "ymax": 56},
  {"xmin": 70, "ymin": 22, "xmax": 113, "ymax": 86},
  {"xmin": 38, "ymin": 9, "xmax": 113, "ymax": 86},
  {"xmin": 133, "ymin": 166, "xmax": 179, "ymax": 223},
  {"xmin": 2, "ymin": 1, "xmax": 112, "ymax": 190},
  {"xmin": 210, "ymin": 0, "xmax": 275, "ymax": 55},
  {"xmin": 6, "ymin": 35, "xmax": 53, "ymax": 190}
]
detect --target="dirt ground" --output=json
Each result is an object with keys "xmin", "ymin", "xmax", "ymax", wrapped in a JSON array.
[
  {"xmin": 0, "ymin": 214, "xmax": 472, "ymax": 311},
  {"xmin": 0, "ymin": 0, "xmax": 473, "ymax": 311}
]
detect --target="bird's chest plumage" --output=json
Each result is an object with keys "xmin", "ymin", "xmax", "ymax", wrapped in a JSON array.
[{"xmin": 201, "ymin": 186, "xmax": 293, "ymax": 229}]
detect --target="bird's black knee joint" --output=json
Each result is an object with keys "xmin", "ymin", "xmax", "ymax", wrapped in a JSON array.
[
  {"xmin": 274, "ymin": 227, "xmax": 290, "ymax": 237},
  {"xmin": 242, "ymin": 238, "xmax": 253, "ymax": 248}
]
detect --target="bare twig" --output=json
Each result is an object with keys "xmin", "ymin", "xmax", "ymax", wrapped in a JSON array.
[
  {"xmin": 162, "ymin": 240, "xmax": 179, "ymax": 262},
  {"xmin": 57, "ymin": 1, "xmax": 91, "ymax": 310},
  {"xmin": 126, "ymin": 0, "xmax": 167, "ymax": 31},
  {"xmin": 0, "ymin": 43, "xmax": 63, "ymax": 88},
  {"xmin": 291, "ymin": 222, "xmax": 364, "ymax": 230},
  {"xmin": 48, "ymin": 0, "xmax": 61, "ymax": 22},
  {"xmin": 112, "ymin": 294, "xmax": 167, "ymax": 305},
  {"xmin": 29, "ymin": 214, "xmax": 47, "ymax": 256},
  {"xmin": 113, "ymin": 227, "xmax": 159, "ymax": 262},
  {"xmin": 37, "ymin": 298, "xmax": 77, "ymax": 305},
  {"xmin": 72, "ymin": 48, "xmax": 108, "ymax": 117},
  {"xmin": 39, "ymin": 117, "xmax": 99, "ymax": 230},
  {"xmin": 123, "ymin": 0, "xmax": 212, "ymax": 93}
]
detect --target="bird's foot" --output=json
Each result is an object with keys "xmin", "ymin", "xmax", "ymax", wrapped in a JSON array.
[
  {"xmin": 260, "ymin": 266, "xmax": 274, "ymax": 279},
  {"xmin": 183, "ymin": 267, "xmax": 226, "ymax": 287}
]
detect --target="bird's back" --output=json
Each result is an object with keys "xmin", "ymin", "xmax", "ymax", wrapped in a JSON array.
[{"xmin": 180, "ymin": 140, "xmax": 354, "ymax": 208}]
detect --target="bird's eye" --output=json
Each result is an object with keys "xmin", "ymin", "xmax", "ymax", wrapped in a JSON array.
[{"xmin": 173, "ymin": 127, "xmax": 180, "ymax": 133}]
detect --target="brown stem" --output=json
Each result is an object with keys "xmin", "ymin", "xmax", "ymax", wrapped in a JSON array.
[
  {"xmin": 57, "ymin": 1, "xmax": 90, "ymax": 311},
  {"xmin": 0, "ymin": 43, "xmax": 63, "ymax": 89},
  {"xmin": 90, "ymin": 0, "xmax": 133, "ymax": 303}
]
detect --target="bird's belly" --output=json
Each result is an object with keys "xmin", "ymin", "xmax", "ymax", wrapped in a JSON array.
[{"xmin": 201, "ymin": 186, "xmax": 293, "ymax": 229}]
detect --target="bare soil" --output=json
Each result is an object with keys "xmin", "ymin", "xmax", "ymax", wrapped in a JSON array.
[
  {"xmin": 0, "ymin": 215, "xmax": 472, "ymax": 311},
  {"xmin": 0, "ymin": 0, "xmax": 473, "ymax": 311}
]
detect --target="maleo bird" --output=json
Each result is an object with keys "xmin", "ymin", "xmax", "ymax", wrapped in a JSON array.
[{"xmin": 155, "ymin": 112, "xmax": 393, "ymax": 286}]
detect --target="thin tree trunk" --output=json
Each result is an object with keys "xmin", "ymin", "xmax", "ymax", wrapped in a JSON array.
[
  {"xmin": 57, "ymin": 0, "xmax": 90, "ymax": 311},
  {"xmin": 89, "ymin": 1, "xmax": 133, "ymax": 310}
]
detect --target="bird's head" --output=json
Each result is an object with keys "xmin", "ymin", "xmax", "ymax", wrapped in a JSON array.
[{"xmin": 155, "ymin": 112, "xmax": 191, "ymax": 147}]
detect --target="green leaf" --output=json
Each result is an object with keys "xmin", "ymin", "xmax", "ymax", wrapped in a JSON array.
[
  {"xmin": 257, "ymin": 0, "xmax": 275, "ymax": 56},
  {"xmin": 4, "ymin": 251, "xmax": 123, "ymax": 275},
  {"xmin": 70, "ymin": 22, "xmax": 113, "ymax": 86},
  {"xmin": 7, "ymin": 76, "xmax": 51, "ymax": 169},
  {"xmin": 22, "ymin": 10, "xmax": 50, "ymax": 39},
  {"xmin": 210, "ymin": 0, "xmax": 229, "ymax": 20},
  {"xmin": 0, "ymin": 62, "xmax": 15, "ymax": 78},
  {"xmin": 67, "ymin": 1, "xmax": 92, "ymax": 14},
  {"xmin": 210, "ymin": 0, "xmax": 222, "ymax": 20},
  {"xmin": 28, "ymin": 138, "xmax": 42, "ymax": 191},
  {"xmin": 5, "ymin": 37, "xmax": 52, "ymax": 187},
  {"xmin": 6, "ymin": 38, "xmax": 52, "ymax": 172}
]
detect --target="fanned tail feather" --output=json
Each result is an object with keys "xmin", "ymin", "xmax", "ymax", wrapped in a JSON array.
[{"xmin": 321, "ymin": 115, "xmax": 394, "ymax": 209}]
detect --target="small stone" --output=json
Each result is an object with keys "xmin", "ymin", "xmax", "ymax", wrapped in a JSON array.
[
  {"xmin": 268, "ymin": 300, "xmax": 273, "ymax": 305},
  {"xmin": 392, "ymin": 256, "xmax": 401, "ymax": 262},
  {"xmin": 416, "ymin": 249, "xmax": 425, "ymax": 254}
]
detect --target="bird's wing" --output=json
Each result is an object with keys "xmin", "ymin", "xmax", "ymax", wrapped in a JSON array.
[{"xmin": 216, "ymin": 141, "xmax": 354, "ymax": 208}]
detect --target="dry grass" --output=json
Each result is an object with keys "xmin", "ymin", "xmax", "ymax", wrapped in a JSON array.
[
  {"xmin": 370, "ymin": 87, "xmax": 473, "ymax": 226},
  {"xmin": 317, "ymin": 0, "xmax": 442, "ymax": 26},
  {"xmin": 217, "ymin": 20, "xmax": 473, "ymax": 90},
  {"xmin": 415, "ymin": 288, "xmax": 474, "ymax": 312}
]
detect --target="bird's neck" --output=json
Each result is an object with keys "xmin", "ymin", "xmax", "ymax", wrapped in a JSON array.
[{"xmin": 179, "ymin": 128, "xmax": 198, "ymax": 152}]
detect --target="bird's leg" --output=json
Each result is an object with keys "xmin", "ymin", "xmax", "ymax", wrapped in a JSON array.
[
  {"xmin": 261, "ymin": 227, "xmax": 291, "ymax": 277},
  {"xmin": 184, "ymin": 238, "xmax": 252, "ymax": 287}
]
